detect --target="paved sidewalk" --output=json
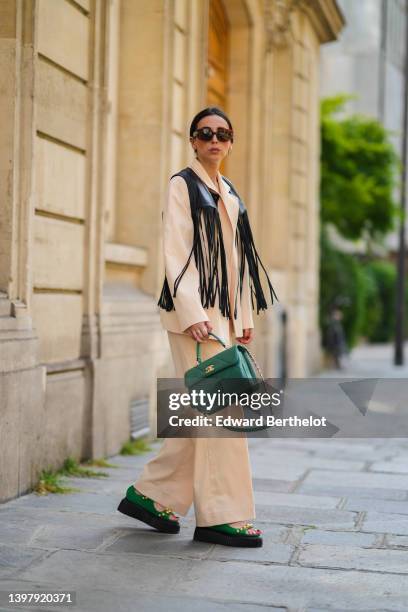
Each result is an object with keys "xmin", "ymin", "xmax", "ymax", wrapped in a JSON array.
[
  {"xmin": 320, "ymin": 341, "xmax": 408, "ymax": 378},
  {"xmin": 1, "ymin": 344, "xmax": 408, "ymax": 611}
]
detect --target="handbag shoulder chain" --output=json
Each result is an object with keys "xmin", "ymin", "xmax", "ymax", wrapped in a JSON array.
[{"xmin": 244, "ymin": 346, "xmax": 264, "ymax": 380}]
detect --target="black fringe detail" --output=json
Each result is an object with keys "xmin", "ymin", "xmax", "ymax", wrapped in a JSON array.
[
  {"xmin": 171, "ymin": 206, "xmax": 231, "ymax": 318},
  {"xmin": 157, "ymin": 169, "xmax": 279, "ymax": 318},
  {"xmin": 236, "ymin": 210, "xmax": 279, "ymax": 315},
  {"xmin": 157, "ymin": 275, "xmax": 175, "ymax": 311}
]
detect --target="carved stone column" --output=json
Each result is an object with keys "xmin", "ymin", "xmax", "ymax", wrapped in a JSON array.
[{"xmin": 264, "ymin": 0, "xmax": 301, "ymax": 51}]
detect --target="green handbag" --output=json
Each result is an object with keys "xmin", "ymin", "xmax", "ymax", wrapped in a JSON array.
[{"xmin": 184, "ymin": 332, "xmax": 263, "ymax": 415}]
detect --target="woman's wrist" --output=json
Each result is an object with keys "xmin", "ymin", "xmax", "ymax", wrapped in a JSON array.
[{"xmin": 236, "ymin": 328, "xmax": 254, "ymax": 344}]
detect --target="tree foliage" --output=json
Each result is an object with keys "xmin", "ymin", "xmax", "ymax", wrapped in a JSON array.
[
  {"xmin": 319, "ymin": 227, "xmax": 366, "ymax": 348},
  {"xmin": 321, "ymin": 95, "xmax": 399, "ymax": 241}
]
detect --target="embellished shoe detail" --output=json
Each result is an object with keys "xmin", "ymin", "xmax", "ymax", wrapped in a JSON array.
[
  {"xmin": 239, "ymin": 522, "xmax": 262, "ymax": 534},
  {"xmin": 117, "ymin": 486, "xmax": 180, "ymax": 534},
  {"xmin": 158, "ymin": 507, "xmax": 179, "ymax": 519},
  {"xmin": 193, "ymin": 521, "xmax": 263, "ymax": 548},
  {"xmin": 232, "ymin": 522, "xmax": 262, "ymax": 534},
  {"xmin": 211, "ymin": 522, "xmax": 262, "ymax": 536}
]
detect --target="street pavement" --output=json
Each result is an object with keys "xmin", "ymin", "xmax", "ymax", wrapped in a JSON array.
[{"xmin": 1, "ymin": 343, "xmax": 408, "ymax": 611}]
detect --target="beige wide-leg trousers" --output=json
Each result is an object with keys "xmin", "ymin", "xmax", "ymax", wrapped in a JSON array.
[{"xmin": 133, "ymin": 319, "xmax": 256, "ymax": 527}]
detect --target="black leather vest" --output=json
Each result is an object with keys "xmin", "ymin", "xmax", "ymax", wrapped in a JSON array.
[{"xmin": 158, "ymin": 167, "xmax": 278, "ymax": 320}]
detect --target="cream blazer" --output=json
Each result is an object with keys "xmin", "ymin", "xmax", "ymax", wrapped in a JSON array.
[{"xmin": 159, "ymin": 157, "xmax": 254, "ymax": 341}]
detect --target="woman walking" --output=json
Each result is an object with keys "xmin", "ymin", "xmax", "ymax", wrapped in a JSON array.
[{"xmin": 117, "ymin": 107, "xmax": 277, "ymax": 548}]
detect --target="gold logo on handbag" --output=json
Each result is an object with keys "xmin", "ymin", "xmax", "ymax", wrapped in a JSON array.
[
  {"xmin": 184, "ymin": 332, "xmax": 270, "ymax": 432},
  {"xmin": 184, "ymin": 332, "xmax": 264, "ymax": 415}
]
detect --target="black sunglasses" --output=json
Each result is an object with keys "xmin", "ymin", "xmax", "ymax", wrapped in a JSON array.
[{"xmin": 192, "ymin": 127, "xmax": 234, "ymax": 142}]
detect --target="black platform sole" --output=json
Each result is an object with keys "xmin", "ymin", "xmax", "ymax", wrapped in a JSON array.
[
  {"xmin": 117, "ymin": 497, "xmax": 180, "ymax": 534},
  {"xmin": 193, "ymin": 526, "xmax": 263, "ymax": 547}
]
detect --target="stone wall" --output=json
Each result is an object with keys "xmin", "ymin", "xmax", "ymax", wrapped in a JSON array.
[{"xmin": 0, "ymin": 0, "xmax": 344, "ymax": 502}]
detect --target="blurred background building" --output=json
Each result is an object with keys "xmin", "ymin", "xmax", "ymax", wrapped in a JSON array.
[
  {"xmin": 320, "ymin": 0, "xmax": 407, "ymax": 253},
  {"xmin": 0, "ymin": 0, "xmax": 343, "ymax": 502}
]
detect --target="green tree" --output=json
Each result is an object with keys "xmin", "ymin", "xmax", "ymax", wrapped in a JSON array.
[
  {"xmin": 363, "ymin": 260, "xmax": 397, "ymax": 342},
  {"xmin": 321, "ymin": 95, "xmax": 399, "ymax": 242},
  {"xmin": 359, "ymin": 264, "xmax": 382, "ymax": 340},
  {"xmin": 319, "ymin": 95, "xmax": 402, "ymax": 349},
  {"xmin": 319, "ymin": 227, "xmax": 366, "ymax": 348}
]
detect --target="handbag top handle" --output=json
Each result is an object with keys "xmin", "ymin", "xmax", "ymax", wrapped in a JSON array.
[{"xmin": 196, "ymin": 332, "xmax": 227, "ymax": 364}]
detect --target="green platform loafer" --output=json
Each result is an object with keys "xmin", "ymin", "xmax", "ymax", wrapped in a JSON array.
[
  {"xmin": 117, "ymin": 486, "xmax": 180, "ymax": 534},
  {"xmin": 193, "ymin": 522, "xmax": 263, "ymax": 547}
]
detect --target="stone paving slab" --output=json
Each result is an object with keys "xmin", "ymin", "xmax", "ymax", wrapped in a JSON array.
[
  {"xmin": 300, "ymin": 468, "xmax": 408, "ymax": 491},
  {"xmin": 0, "ymin": 545, "xmax": 51, "ymax": 579},
  {"xmin": 255, "ymin": 504, "xmax": 358, "ymax": 530},
  {"xmin": 49, "ymin": 476, "xmax": 133, "ymax": 494},
  {"xmin": 251, "ymin": 462, "xmax": 309, "ymax": 481},
  {"xmin": 344, "ymin": 496, "xmax": 408, "ymax": 514},
  {"xmin": 305, "ymin": 609, "xmax": 387, "ymax": 612},
  {"xmin": 296, "ymin": 543, "xmax": 408, "ymax": 573},
  {"xmin": 1, "ymin": 491, "xmax": 121, "ymax": 516},
  {"xmin": 176, "ymin": 559, "xmax": 408, "ymax": 610},
  {"xmin": 104, "ymin": 523, "xmax": 295, "ymax": 564},
  {"xmin": 15, "ymin": 549, "xmax": 187, "ymax": 593},
  {"xmin": 252, "ymin": 453, "xmax": 366, "ymax": 472},
  {"xmin": 103, "ymin": 526, "xmax": 213, "ymax": 559},
  {"xmin": 0, "ymin": 579, "xmax": 287, "ymax": 612},
  {"xmin": 0, "ymin": 520, "xmax": 44, "ymax": 548},
  {"xmin": 297, "ymin": 482, "xmax": 408, "ymax": 501},
  {"xmin": 103, "ymin": 453, "xmax": 157, "ymax": 466},
  {"xmin": 361, "ymin": 511, "xmax": 408, "ymax": 536},
  {"xmin": 29, "ymin": 522, "xmax": 123, "ymax": 553},
  {"xmin": 370, "ymin": 459, "xmax": 408, "ymax": 473},
  {"xmin": 207, "ymin": 537, "xmax": 294, "ymax": 564},
  {"xmin": 249, "ymin": 436, "xmax": 408, "ymax": 458},
  {"xmin": 386, "ymin": 533, "xmax": 408, "ymax": 548},
  {"xmin": 254, "ymin": 490, "xmax": 342, "ymax": 510},
  {"xmin": 11, "ymin": 548, "xmax": 408, "ymax": 610},
  {"xmin": 0, "ymin": 505, "xmax": 134, "ymax": 526},
  {"xmin": 252, "ymin": 477, "xmax": 295, "ymax": 493},
  {"xmin": 0, "ymin": 507, "xmax": 137, "ymax": 552},
  {"xmin": 300, "ymin": 529, "xmax": 378, "ymax": 547}
]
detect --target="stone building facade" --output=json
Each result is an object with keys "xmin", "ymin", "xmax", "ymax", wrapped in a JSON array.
[
  {"xmin": 0, "ymin": 0, "xmax": 343, "ymax": 502},
  {"xmin": 320, "ymin": 0, "xmax": 407, "ymax": 255}
]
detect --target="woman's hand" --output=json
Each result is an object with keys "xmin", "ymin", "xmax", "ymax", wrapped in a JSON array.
[
  {"xmin": 185, "ymin": 320, "xmax": 213, "ymax": 342},
  {"xmin": 236, "ymin": 328, "xmax": 254, "ymax": 344}
]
